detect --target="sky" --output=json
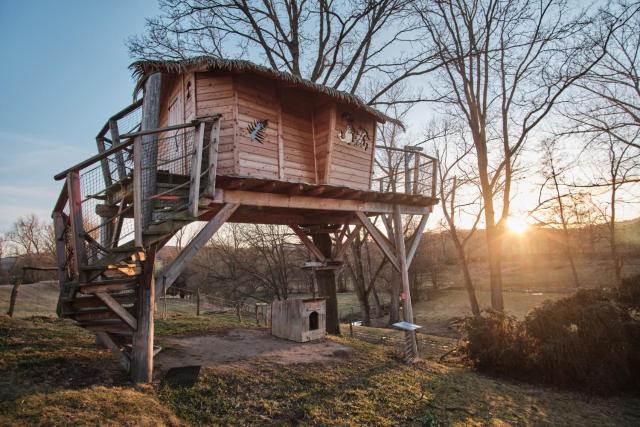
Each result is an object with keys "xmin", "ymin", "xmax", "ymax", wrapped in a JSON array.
[{"xmin": 0, "ymin": 0, "xmax": 158, "ymax": 232}]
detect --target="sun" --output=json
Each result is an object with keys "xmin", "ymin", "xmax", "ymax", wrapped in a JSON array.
[{"xmin": 506, "ymin": 215, "xmax": 529, "ymax": 234}]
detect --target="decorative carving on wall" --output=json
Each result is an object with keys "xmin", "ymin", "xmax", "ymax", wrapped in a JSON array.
[
  {"xmin": 247, "ymin": 119, "xmax": 269, "ymax": 144},
  {"xmin": 337, "ymin": 112, "xmax": 369, "ymax": 150}
]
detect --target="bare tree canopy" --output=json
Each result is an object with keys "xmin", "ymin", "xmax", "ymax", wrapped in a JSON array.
[
  {"xmin": 412, "ymin": 0, "xmax": 626, "ymax": 311},
  {"xmin": 128, "ymin": 0, "xmax": 439, "ymax": 105},
  {"xmin": 568, "ymin": 2, "xmax": 640, "ymax": 150}
]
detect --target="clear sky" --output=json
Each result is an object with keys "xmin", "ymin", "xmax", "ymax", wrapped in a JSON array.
[{"xmin": 0, "ymin": 0, "xmax": 158, "ymax": 232}]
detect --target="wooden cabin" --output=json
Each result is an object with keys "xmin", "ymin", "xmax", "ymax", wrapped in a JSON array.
[
  {"xmin": 271, "ymin": 298, "xmax": 326, "ymax": 343},
  {"xmin": 136, "ymin": 58, "xmax": 384, "ymax": 191}
]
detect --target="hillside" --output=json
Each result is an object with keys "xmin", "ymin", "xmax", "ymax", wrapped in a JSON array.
[{"xmin": 1, "ymin": 314, "xmax": 639, "ymax": 426}]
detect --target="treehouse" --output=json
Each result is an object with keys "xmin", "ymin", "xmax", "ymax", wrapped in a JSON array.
[{"xmin": 51, "ymin": 57, "xmax": 439, "ymax": 383}]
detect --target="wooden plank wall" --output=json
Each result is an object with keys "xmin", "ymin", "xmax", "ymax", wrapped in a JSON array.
[
  {"xmin": 329, "ymin": 106, "xmax": 376, "ymax": 190},
  {"xmin": 233, "ymin": 75, "xmax": 280, "ymax": 179},
  {"xmin": 195, "ymin": 72, "xmax": 236, "ymax": 175},
  {"xmin": 281, "ymin": 90, "xmax": 316, "ymax": 183},
  {"xmin": 312, "ymin": 103, "xmax": 332, "ymax": 184}
]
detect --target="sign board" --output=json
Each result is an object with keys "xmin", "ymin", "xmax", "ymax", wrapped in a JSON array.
[{"xmin": 392, "ymin": 321, "xmax": 422, "ymax": 331}]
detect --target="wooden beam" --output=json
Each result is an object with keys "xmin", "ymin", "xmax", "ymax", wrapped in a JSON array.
[
  {"xmin": 96, "ymin": 137, "xmax": 114, "ymax": 188},
  {"xmin": 333, "ymin": 225, "xmax": 363, "ymax": 260},
  {"xmin": 95, "ymin": 332, "xmax": 130, "ymax": 372},
  {"xmin": 133, "ymin": 136, "xmax": 143, "ymax": 246},
  {"xmin": 214, "ymin": 189, "xmax": 430, "ymax": 216},
  {"xmin": 109, "ymin": 119, "xmax": 127, "ymax": 181},
  {"xmin": 156, "ymin": 203, "xmax": 239, "ymax": 296},
  {"xmin": 139, "ymin": 72, "xmax": 162, "ymax": 231},
  {"xmin": 52, "ymin": 212, "xmax": 69, "ymax": 304},
  {"xmin": 290, "ymin": 225, "xmax": 327, "ymax": 262},
  {"xmin": 53, "ymin": 183, "xmax": 68, "ymax": 213},
  {"xmin": 189, "ymin": 122, "xmax": 205, "ymax": 217},
  {"xmin": 205, "ymin": 118, "xmax": 220, "ymax": 198},
  {"xmin": 277, "ymin": 95, "xmax": 285, "ymax": 180},
  {"xmin": 392, "ymin": 205, "xmax": 418, "ymax": 359},
  {"xmin": 67, "ymin": 171, "xmax": 88, "ymax": 281},
  {"xmin": 131, "ymin": 245, "xmax": 156, "ymax": 383},
  {"xmin": 406, "ymin": 213, "xmax": 429, "ymax": 267},
  {"xmin": 355, "ymin": 212, "xmax": 400, "ymax": 271},
  {"xmin": 95, "ymin": 292, "xmax": 138, "ymax": 330}
]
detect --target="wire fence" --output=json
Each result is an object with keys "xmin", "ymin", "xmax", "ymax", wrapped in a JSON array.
[
  {"xmin": 158, "ymin": 288, "xmax": 272, "ymax": 326},
  {"xmin": 373, "ymin": 146, "xmax": 437, "ymax": 198}
]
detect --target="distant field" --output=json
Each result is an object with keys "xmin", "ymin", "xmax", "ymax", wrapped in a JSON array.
[{"xmin": 434, "ymin": 256, "xmax": 640, "ymax": 291}]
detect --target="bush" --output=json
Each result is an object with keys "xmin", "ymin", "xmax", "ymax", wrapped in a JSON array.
[
  {"xmin": 463, "ymin": 283, "xmax": 640, "ymax": 394},
  {"xmin": 464, "ymin": 310, "xmax": 533, "ymax": 378}
]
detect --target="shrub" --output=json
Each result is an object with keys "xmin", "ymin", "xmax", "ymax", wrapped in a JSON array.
[
  {"xmin": 463, "ymin": 286, "xmax": 640, "ymax": 394},
  {"xmin": 464, "ymin": 310, "xmax": 534, "ymax": 378}
]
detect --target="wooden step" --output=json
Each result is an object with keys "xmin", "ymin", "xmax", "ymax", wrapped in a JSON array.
[
  {"xmin": 72, "ymin": 308, "xmax": 134, "ymax": 323},
  {"xmin": 78, "ymin": 278, "xmax": 139, "ymax": 294},
  {"xmin": 77, "ymin": 319, "xmax": 131, "ymax": 333},
  {"xmin": 63, "ymin": 292, "xmax": 136, "ymax": 310}
]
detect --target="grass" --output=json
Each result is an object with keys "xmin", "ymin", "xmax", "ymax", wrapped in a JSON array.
[{"xmin": 1, "ymin": 313, "xmax": 639, "ymax": 426}]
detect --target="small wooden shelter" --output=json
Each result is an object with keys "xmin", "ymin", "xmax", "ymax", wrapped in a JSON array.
[
  {"xmin": 51, "ymin": 57, "xmax": 438, "ymax": 383},
  {"xmin": 271, "ymin": 298, "xmax": 326, "ymax": 343}
]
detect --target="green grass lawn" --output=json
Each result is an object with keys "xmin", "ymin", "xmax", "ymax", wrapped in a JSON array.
[{"xmin": 2, "ymin": 313, "xmax": 639, "ymax": 426}]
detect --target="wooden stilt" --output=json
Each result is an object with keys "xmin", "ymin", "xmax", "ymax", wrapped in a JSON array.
[
  {"xmin": 392, "ymin": 205, "xmax": 418, "ymax": 360},
  {"xmin": 131, "ymin": 246, "xmax": 157, "ymax": 383}
]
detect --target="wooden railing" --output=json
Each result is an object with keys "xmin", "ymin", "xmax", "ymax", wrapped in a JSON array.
[
  {"xmin": 373, "ymin": 145, "xmax": 438, "ymax": 199},
  {"xmin": 52, "ymin": 109, "xmax": 221, "ymax": 302}
]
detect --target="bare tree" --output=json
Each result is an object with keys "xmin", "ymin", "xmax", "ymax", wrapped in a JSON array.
[
  {"xmin": 530, "ymin": 139, "xmax": 581, "ymax": 288},
  {"xmin": 429, "ymin": 120, "xmax": 482, "ymax": 315},
  {"xmin": 578, "ymin": 137, "xmax": 640, "ymax": 287},
  {"xmin": 128, "ymin": 0, "xmax": 438, "ymax": 106},
  {"xmin": 240, "ymin": 224, "xmax": 303, "ymax": 300},
  {"xmin": 344, "ymin": 228, "xmax": 388, "ymax": 325},
  {"xmin": 568, "ymin": 3, "xmax": 640, "ymax": 150},
  {"xmin": 413, "ymin": 0, "xmax": 616, "ymax": 311},
  {"xmin": 6, "ymin": 214, "xmax": 48, "ymax": 256}
]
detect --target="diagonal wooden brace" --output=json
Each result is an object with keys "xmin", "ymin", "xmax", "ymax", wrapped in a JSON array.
[
  {"xmin": 355, "ymin": 212, "xmax": 401, "ymax": 272},
  {"xmin": 290, "ymin": 224, "xmax": 327, "ymax": 262},
  {"xmin": 155, "ymin": 203, "xmax": 239, "ymax": 297},
  {"xmin": 95, "ymin": 292, "xmax": 138, "ymax": 330}
]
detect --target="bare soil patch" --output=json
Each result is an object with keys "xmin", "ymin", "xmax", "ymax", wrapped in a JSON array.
[{"xmin": 155, "ymin": 328, "xmax": 353, "ymax": 374}]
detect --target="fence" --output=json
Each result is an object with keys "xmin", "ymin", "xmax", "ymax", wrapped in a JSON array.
[{"xmin": 158, "ymin": 288, "xmax": 272, "ymax": 326}]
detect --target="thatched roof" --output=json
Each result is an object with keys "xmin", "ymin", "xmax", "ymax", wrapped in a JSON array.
[{"xmin": 130, "ymin": 57, "xmax": 402, "ymax": 126}]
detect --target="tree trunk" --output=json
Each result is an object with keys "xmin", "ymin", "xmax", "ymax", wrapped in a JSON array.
[
  {"xmin": 311, "ymin": 232, "xmax": 340, "ymax": 334},
  {"xmin": 486, "ymin": 224, "xmax": 504, "ymax": 312},
  {"xmin": 388, "ymin": 274, "xmax": 401, "ymax": 324}
]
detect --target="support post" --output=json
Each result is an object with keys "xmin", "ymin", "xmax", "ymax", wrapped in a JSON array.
[
  {"xmin": 131, "ymin": 246, "xmax": 156, "ymax": 383},
  {"xmin": 196, "ymin": 287, "xmax": 201, "ymax": 316},
  {"xmin": 311, "ymin": 232, "xmax": 340, "ymax": 335},
  {"xmin": 206, "ymin": 119, "xmax": 221, "ymax": 197},
  {"xmin": 139, "ymin": 72, "xmax": 162, "ymax": 231},
  {"xmin": 189, "ymin": 122, "xmax": 205, "ymax": 217},
  {"xmin": 67, "ymin": 171, "xmax": 87, "ymax": 281},
  {"xmin": 392, "ymin": 205, "xmax": 418, "ymax": 360},
  {"xmin": 109, "ymin": 119, "xmax": 127, "ymax": 181}
]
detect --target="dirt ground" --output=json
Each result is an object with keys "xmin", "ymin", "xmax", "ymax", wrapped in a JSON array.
[{"xmin": 155, "ymin": 328, "xmax": 353, "ymax": 375}]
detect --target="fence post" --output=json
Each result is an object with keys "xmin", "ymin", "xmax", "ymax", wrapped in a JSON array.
[
  {"xmin": 196, "ymin": 288, "xmax": 200, "ymax": 316},
  {"xmin": 7, "ymin": 280, "xmax": 22, "ymax": 317},
  {"xmin": 236, "ymin": 303, "xmax": 242, "ymax": 322}
]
